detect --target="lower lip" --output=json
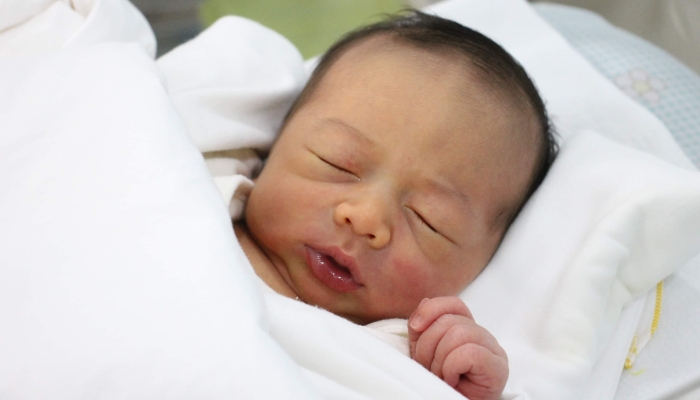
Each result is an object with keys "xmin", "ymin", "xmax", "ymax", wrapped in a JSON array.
[{"xmin": 305, "ymin": 246, "xmax": 361, "ymax": 292}]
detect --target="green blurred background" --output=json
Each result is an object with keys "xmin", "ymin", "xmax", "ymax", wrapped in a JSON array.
[
  {"xmin": 199, "ymin": 0, "xmax": 407, "ymax": 59},
  {"xmin": 130, "ymin": 0, "xmax": 430, "ymax": 57}
]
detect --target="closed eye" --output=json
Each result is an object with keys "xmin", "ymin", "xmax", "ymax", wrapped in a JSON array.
[
  {"xmin": 317, "ymin": 155, "xmax": 355, "ymax": 176},
  {"xmin": 412, "ymin": 209, "xmax": 457, "ymax": 244},
  {"xmin": 412, "ymin": 209, "xmax": 438, "ymax": 233}
]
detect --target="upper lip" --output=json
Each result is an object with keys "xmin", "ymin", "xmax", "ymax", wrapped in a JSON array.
[{"xmin": 309, "ymin": 245, "xmax": 364, "ymax": 286}]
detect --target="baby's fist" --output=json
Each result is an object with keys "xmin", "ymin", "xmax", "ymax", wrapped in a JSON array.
[{"xmin": 407, "ymin": 297, "xmax": 508, "ymax": 400}]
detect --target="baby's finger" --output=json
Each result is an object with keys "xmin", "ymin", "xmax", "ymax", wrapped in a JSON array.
[
  {"xmin": 408, "ymin": 296, "xmax": 473, "ymax": 335},
  {"xmin": 443, "ymin": 344, "xmax": 508, "ymax": 400},
  {"xmin": 408, "ymin": 298, "xmax": 430, "ymax": 351},
  {"xmin": 412, "ymin": 314, "xmax": 468, "ymax": 370},
  {"xmin": 430, "ymin": 320, "xmax": 501, "ymax": 378}
]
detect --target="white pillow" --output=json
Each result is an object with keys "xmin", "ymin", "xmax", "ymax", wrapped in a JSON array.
[
  {"xmin": 156, "ymin": 15, "xmax": 307, "ymax": 153},
  {"xmin": 460, "ymin": 130, "xmax": 700, "ymax": 399},
  {"xmin": 0, "ymin": 44, "xmax": 316, "ymax": 399}
]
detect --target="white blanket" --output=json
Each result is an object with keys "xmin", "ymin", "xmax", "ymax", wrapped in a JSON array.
[
  {"xmin": 2, "ymin": 1, "xmax": 700, "ymax": 399},
  {"xmin": 0, "ymin": 0, "xmax": 155, "ymax": 58}
]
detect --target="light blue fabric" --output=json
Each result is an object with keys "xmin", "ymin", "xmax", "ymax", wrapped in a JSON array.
[{"xmin": 534, "ymin": 3, "xmax": 700, "ymax": 168}]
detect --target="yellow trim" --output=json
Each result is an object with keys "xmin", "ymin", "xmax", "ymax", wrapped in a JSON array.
[
  {"xmin": 624, "ymin": 359, "xmax": 633, "ymax": 370},
  {"xmin": 651, "ymin": 281, "xmax": 663, "ymax": 335},
  {"xmin": 624, "ymin": 335, "xmax": 638, "ymax": 370},
  {"xmin": 624, "ymin": 281, "xmax": 664, "ymax": 370}
]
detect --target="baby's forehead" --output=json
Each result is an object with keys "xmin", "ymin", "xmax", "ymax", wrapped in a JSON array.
[
  {"xmin": 324, "ymin": 36, "xmax": 477, "ymax": 83},
  {"xmin": 311, "ymin": 40, "xmax": 489, "ymax": 117},
  {"xmin": 305, "ymin": 37, "xmax": 535, "ymax": 152},
  {"xmin": 310, "ymin": 36, "xmax": 529, "ymax": 122}
]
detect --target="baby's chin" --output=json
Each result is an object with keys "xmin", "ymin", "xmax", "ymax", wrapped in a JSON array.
[{"xmin": 313, "ymin": 295, "xmax": 419, "ymax": 325}]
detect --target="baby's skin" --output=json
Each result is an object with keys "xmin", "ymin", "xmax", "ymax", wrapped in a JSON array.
[
  {"xmin": 237, "ymin": 34, "xmax": 539, "ymax": 399},
  {"xmin": 409, "ymin": 297, "xmax": 508, "ymax": 399}
]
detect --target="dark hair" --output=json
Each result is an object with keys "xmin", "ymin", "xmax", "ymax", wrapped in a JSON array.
[{"xmin": 285, "ymin": 10, "xmax": 557, "ymax": 226}]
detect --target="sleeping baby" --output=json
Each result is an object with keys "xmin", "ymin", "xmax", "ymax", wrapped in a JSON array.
[{"xmin": 232, "ymin": 11, "xmax": 556, "ymax": 400}]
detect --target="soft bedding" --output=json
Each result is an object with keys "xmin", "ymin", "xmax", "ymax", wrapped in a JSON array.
[
  {"xmin": 534, "ymin": 3, "xmax": 700, "ymax": 168},
  {"xmin": 0, "ymin": 43, "xmax": 318, "ymax": 399},
  {"xmin": 0, "ymin": 0, "xmax": 155, "ymax": 58},
  {"xmin": 530, "ymin": 4, "xmax": 700, "ymax": 398},
  {"xmin": 2, "ymin": 0, "xmax": 700, "ymax": 399}
]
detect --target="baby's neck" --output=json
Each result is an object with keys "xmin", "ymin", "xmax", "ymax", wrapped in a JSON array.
[{"xmin": 234, "ymin": 221, "xmax": 299, "ymax": 300}]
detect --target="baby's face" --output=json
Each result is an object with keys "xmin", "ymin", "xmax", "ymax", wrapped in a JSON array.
[{"xmin": 246, "ymin": 38, "xmax": 536, "ymax": 324}]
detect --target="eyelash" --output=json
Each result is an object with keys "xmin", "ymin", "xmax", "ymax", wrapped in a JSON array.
[
  {"xmin": 318, "ymin": 155, "xmax": 354, "ymax": 175},
  {"xmin": 413, "ymin": 209, "xmax": 438, "ymax": 233}
]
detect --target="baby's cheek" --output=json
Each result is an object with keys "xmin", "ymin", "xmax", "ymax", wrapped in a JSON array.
[
  {"xmin": 387, "ymin": 251, "xmax": 473, "ymax": 305},
  {"xmin": 385, "ymin": 257, "xmax": 443, "ymax": 308}
]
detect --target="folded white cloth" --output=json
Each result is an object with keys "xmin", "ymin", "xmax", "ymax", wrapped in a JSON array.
[
  {"xmin": 0, "ymin": 0, "xmax": 55, "ymax": 31},
  {"xmin": 157, "ymin": 16, "xmax": 305, "ymax": 154},
  {"xmin": 0, "ymin": 0, "xmax": 156, "ymax": 58},
  {"xmin": 157, "ymin": 16, "xmax": 307, "ymax": 218},
  {"xmin": 0, "ymin": 42, "xmax": 321, "ymax": 400},
  {"xmin": 462, "ymin": 130, "xmax": 700, "ymax": 399}
]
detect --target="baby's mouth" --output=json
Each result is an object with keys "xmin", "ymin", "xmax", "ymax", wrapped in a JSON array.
[{"xmin": 304, "ymin": 246, "xmax": 362, "ymax": 292}]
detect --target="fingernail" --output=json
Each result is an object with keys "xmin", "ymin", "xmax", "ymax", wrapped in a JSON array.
[
  {"xmin": 419, "ymin": 298, "xmax": 429, "ymax": 306},
  {"xmin": 410, "ymin": 316, "xmax": 422, "ymax": 330}
]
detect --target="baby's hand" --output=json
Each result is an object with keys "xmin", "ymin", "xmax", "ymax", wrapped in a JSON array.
[{"xmin": 408, "ymin": 297, "xmax": 508, "ymax": 400}]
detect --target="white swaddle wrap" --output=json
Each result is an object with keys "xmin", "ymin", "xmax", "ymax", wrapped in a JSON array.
[
  {"xmin": 156, "ymin": 16, "xmax": 307, "ymax": 220},
  {"xmin": 0, "ymin": 0, "xmax": 155, "ymax": 58}
]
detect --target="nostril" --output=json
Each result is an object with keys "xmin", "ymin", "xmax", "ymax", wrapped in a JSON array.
[
  {"xmin": 368, "ymin": 234, "xmax": 376, "ymax": 240},
  {"xmin": 345, "ymin": 218, "xmax": 351, "ymax": 224}
]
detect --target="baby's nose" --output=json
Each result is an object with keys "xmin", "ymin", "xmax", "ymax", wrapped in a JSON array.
[{"xmin": 334, "ymin": 198, "xmax": 391, "ymax": 249}]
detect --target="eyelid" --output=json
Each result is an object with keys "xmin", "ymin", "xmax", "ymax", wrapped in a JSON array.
[
  {"xmin": 408, "ymin": 207, "xmax": 457, "ymax": 244},
  {"xmin": 411, "ymin": 208, "xmax": 438, "ymax": 233},
  {"xmin": 316, "ymin": 153, "xmax": 359, "ymax": 179}
]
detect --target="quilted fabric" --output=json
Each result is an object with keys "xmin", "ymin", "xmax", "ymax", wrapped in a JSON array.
[{"xmin": 535, "ymin": 3, "xmax": 700, "ymax": 168}]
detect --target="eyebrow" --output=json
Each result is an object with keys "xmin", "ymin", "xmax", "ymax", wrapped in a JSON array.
[
  {"xmin": 425, "ymin": 178, "xmax": 471, "ymax": 211},
  {"xmin": 321, "ymin": 118, "xmax": 376, "ymax": 146}
]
